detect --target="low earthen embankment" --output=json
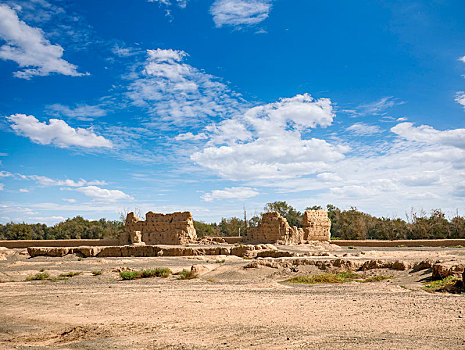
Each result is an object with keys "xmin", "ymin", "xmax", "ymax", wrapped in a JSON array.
[
  {"xmin": 332, "ymin": 239, "xmax": 465, "ymax": 247},
  {"xmin": 0, "ymin": 239, "xmax": 119, "ymax": 249},
  {"xmin": 27, "ymin": 244, "xmax": 282, "ymax": 259}
]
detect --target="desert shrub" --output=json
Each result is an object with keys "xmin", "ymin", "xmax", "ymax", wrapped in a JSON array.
[
  {"xmin": 215, "ymin": 259, "xmax": 225, "ymax": 263},
  {"xmin": 120, "ymin": 268, "xmax": 172, "ymax": 280},
  {"xmin": 26, "ymin": 272, "xmax": 49, "ymax": 281},
  {"xmin": 59, "ymin": 272, "xmax": 81, "ymax": 278},
  {"xmin": 357, "ymin": 275, "xmax": 391, "ymax": 282},
  {"xmin": 285, "ymin": 272, "xmax": 359, "ymax": 284},
  {"xmin": 92, "ymin": 270, "xmax": 103, "ymax": 276},
  {"xmin": 178, "ymin": 269, "xmax": 197, "ymax": 280},
  {"xmin": 424, "ymin": 276, "xmax": 457, "ymax": 292}
]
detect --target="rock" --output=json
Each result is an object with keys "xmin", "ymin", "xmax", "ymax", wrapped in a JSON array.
[
  {"xmin": 190, "ymin": 264, "xmax": 212, "ymax": 275},
  {"xmin": 432, "ymin": 262, "xmax": 465, "ymax": 280},
  {"xmin": 230, "ymin": 245, "xmax": 256, "ymax": 258}
]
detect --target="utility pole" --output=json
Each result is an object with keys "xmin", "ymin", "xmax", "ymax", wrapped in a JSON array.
[{"xmin": 243, "ymin": 205, "xmax": 247, "ymax": 237}]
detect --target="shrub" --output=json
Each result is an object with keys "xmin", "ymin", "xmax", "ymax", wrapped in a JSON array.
[
  {"xmin": 357, "ymin": 275, "xmax": 391, "ymax": 283},
  {"xmin": 120, "ymin": 268, "xmax": 172, "ymax": 280},
  {"xmin": 424, "ymin": 276, "xmax": 457, "ymax": 292},
  {"xmin": 59, "ymin": 272, "xmax": 81, "ymax": 278},
  {"xmin": 178, "ymin": 269, "xmax": 197, "ymax": 280},
  {"xmin": 285, "ymin": 272, "xmax": 359, "ymax": 284},
  {"xmin": 26, "ymin": 272, "xmax": 49, "ymax": 281},
  {"xmin": 92, "ymin": 270, "xmax": 103, "ymax": 276},
  {"xmin": 215, "ymin": 259, "xmax": 225, "ymax": 263}
]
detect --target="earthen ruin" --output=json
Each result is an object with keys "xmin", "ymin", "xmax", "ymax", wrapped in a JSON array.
[
  {"xmin": 120, "ymin": 211, "xmax": 197, "ymax": 245},
  {"xmin": 247, "ymin": 210, "xmax": 331, "ymax": 244}
]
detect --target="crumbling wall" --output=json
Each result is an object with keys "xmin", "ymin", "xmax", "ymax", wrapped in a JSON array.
[
  {"xmin": 247, "ymin": 210, "xmax": 331, "ymax": 244},
  {"xmin": 302, "ymin": 210, "xmax": 331, "ymax": 241},
  {"xmin": 122, "ymin": 211, "xmax": 197, "ymax": 245},
  {"xmin": 247, "ymin": 212, "xmax": 304, "ymax": 244}
]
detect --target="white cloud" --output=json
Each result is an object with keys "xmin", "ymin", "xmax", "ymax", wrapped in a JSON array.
[
  {"xmin": 391, "ymin": 122, "xmax": 465, "ymax": 150},
  {"xmin": 7, "ymin": 114, "xmax": 113, "ymax": 148},
  {"xmin": 127, "ymin": 49, "xmax": 243, "ymax": 125},
  {"xmin": 19, "ymin": 188, "xmax": 28, "ymax": 192},
  {"xmin": 353, "ymin": 96, "xmax": 399, "ymax": 116},
  {"xmin": 175, "ymin": 132, "xmax": 207, "ymax": 141},
  {"xmin": 455, "ymin": 91, "xmax": 465, "ymax": 109},
  {"xmin": 0, "ymin": 183, "xmax": 4, "ymax": 191},
  {"xmin": 192, "ymin": 94, "xmax": 348, "ymax": 180},
  {"xmin": 148, "ymin": 0, "xmax": 189, "ymax": 8},
  {"xmin": 0, "ymin": 171, "xmax": 13, "ymax": 177},
  {"xmin": 346, "ymin": 122, "xmax": 382, "ymax": 136},
  {"xmin": 75, "ymin": 185, "xmax": 133, "ymax": 202},
  {"xmin": 25, "ymin": 175, "xmax": 107, "ymax": 187},
  {"xmin": 210, "ymin": 0, "xmax": 272, "ymax": 27},
  {"xmin": 459, "ymin": 56, "xmax": 465, "ymax": 63},
  {"xmin": 0, "ymin": 4, "xmax": 85, "ymax": 79},
  {"xmin": 63, "ymin": 198, "xmax": 76, "ymax": 203},
  {"xmin": 201, "ymin": 186, "xmax": 259, "ymax": 201},
  {"xmin": 46, "ymin": 103, "xmax": 107, "ymax": 120}
]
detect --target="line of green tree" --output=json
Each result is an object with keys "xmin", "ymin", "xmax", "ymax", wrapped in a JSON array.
[
  {"xmin": 0, "ymin": 216, "xmax": 124, "ymax": 240},
  {"xmin": 194, "ymin": 201, "xmax": 465, "ymax": 240},
  {"xmin": 1, "ymin": 202, "xmax": 464, "ymax": 240}
]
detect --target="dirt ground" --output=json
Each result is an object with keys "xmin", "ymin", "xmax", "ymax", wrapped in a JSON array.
[{"xmin": 0, "ymin": 245, "xmax": 464, "ymax": 349}]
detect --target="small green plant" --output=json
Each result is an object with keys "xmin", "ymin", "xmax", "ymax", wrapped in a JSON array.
[
  {"xmin": 423, "ymin": 276, "xmax": 457, "ymax": 292},
  {"xmin": 39, "ymin": 268, "xmax": 45, "ymax": 272},
  {"xmin": 120, "ymin": 271, "xmax": 141, "ymax": 280},
  {"xmin": 178, "ymin": 269, "xmax": 197, "ymax": 280},
  {"xmin": 92, "ymin": 270, "xmax": 103, "ymax": 276},
  {"xmin": 59, "ymin": 272, "xmax": 82, "ymax": 278},
  {"xmin": 215, "ymin": 259, "xmax": 225, "ymax": 263},
  {"xmin": 120, "ymin": 267, "xmax": 172, "ymax": 280},
  {"xmin": 26, "ymin": 272, "xmax": 50, "ymax": 281},
  {"xmin": 454, "ymin": 245, "xmax": 464, "ymax": 248},
  {"xmin": 284, "ymin": 272, "xmax": 359, "ymax": 284},
  {"xmin": 397, "ymin": 244, "xmax": 406, "ymax": 248},
  {"xmin": 49, "ymin": 276, "xmax": 69, "ymax": 282},
  {"xmin": 357, "ymin": 275, "xmax": 391, "ymax": 283},
  {"xmin": 360, "ymin": 251, "xmax": 366, "ymax": 255},
  {"xmin": 347, "ymin": 246, "xmax": 356, "ymax": 249},
  {"xmin": 78, "ymin": 257, "xmax": 83, "ymax": 261}
]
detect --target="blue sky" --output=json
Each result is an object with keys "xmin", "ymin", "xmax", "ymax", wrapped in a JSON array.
[{"xmin": 0, "ymin": 0, "xmax": 465, "ymax": 225}]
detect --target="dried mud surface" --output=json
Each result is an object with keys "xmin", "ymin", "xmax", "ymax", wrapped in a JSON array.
[{"xmin": 0, "ymin": 245, "xmax": 464, "ymax": 349}]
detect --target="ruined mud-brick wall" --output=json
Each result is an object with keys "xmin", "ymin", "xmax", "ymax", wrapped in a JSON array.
[
  {"xmin": 247, "ymin": 212, "xmax": 304, "ymax": 245},
  {"xmin": 122, "ymin": 211, "xmax": 197, "ymax": 245},
  {"xmin": 302, "ymin": 210, "xmax": 331, "ymax": 241}
]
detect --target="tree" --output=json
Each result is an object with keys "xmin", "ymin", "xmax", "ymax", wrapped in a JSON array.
[{"xmin": 264, "ymin": 201, "xmax": 302, "ymax": 227}]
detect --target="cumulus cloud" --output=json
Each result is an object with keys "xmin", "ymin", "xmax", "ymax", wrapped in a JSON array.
[
  {"xmin": 391, "ymin": 122, "xmax": 465, "ymax": 150},
  {"xmin": 75, "ymin": 185, "xmax": 133, "ymax": 202},
  {"xmin": 459, "ymin": 56, "xmax": 465, "ymax": 63},
  {"xmin": 201, "ymin": 186, "xmax": 259, "ymax": 201},
  {"xmin": 210, "ymin": 0, "xmax": 272, "ymax": 27},
  {"xmin": 46, "ymin": 103, "xmax": 107, "ymax": 120},
  {"xmin": 0, "ymin": 4, "xmax": 85, "ymax": 79},
  {"xmin": 7, "ymin": 114, "xmax": 113, "ymax": 148},
  {"xmin": 192, "ymin": 94, "xmax": 348, "ymax": 180},
  {"xmin": 127, "ymin": 49, "xmax": 243, "ymax": 125}
]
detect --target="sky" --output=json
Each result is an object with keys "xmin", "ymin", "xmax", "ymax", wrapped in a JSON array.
[{"xmin": 0, "ymin": 0, "xmax": 465, "ymax": 225}]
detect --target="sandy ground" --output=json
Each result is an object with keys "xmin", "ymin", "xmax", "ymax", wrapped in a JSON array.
[{"xmin": 0, "ymin": 246, "xmax": 464, "ymax": 349}]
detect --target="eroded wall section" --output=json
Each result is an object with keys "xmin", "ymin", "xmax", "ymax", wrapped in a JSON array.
[{"xmin": 121, "ymin": 211, "xmax": 197, "ymax": 245}]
